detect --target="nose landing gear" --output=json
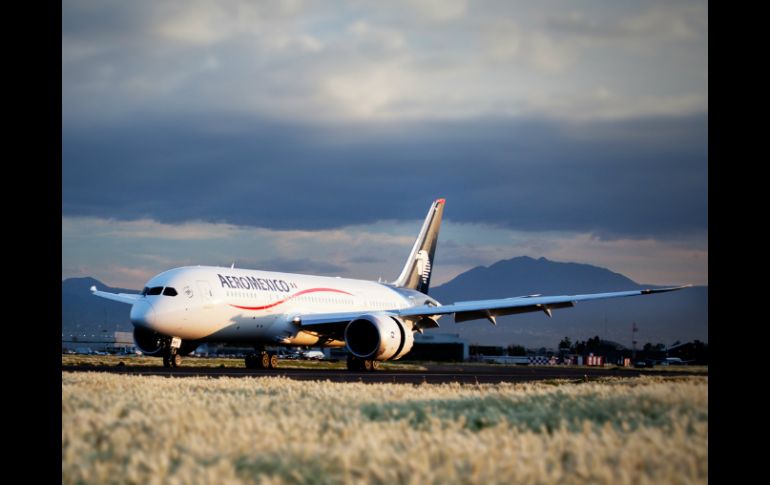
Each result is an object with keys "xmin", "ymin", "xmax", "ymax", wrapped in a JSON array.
[
  {"xmin": 162, "ymin": 351, "xmax": 181, "ymax": 368},
  {"xmin": 162, "ymin": 337, "xmax": 183, "ymax": 368}
]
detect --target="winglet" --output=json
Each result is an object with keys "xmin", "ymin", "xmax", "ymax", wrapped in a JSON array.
[{"xmin": 640, "ymin": 284, "xmax": 692, "ymax": 295}]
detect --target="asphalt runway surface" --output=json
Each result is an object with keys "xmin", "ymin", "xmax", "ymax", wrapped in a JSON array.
[{"xmin": 61, "ymin": 363, "xmax": 705, "ymax": 384}]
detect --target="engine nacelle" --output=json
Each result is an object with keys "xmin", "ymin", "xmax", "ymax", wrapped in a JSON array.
[
  {"xmin": 133, "ymin": 326, "xmax": 165, "ymax": 356},
  {"xmin": 133, "ymin": 327, "xmax": 199, "ymax": 356},
  {"xmin": 344, "ymin": 314, "xmax": 414, "ymax": 361}
]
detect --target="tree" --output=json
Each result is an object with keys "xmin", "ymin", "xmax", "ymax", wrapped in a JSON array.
[
  {"xmin": 586, "ymin": 336, "xmax": 601, "ymax": 350},
  {"xmin": 507, "ymin": 344, "xmax": 526, "ymax": 356},
  {"xmin": 574, "ymin": 340, "xmax": 586, "ymax": 355},
  {"xmin": 559, "ymin": 337, "xmax": 572, "ymax": 351}
]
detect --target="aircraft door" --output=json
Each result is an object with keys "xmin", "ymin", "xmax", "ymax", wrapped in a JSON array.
[{"xmin": 197, "ymin": 280, "xmax": 213, "ymax": 301}]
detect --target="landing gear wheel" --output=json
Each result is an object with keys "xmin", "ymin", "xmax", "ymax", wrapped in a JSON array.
[
  {"xmin": 163, "ymin": 351, "xmax": 181, "ymax": 368},
  {"xmin": 246, "ymin": 351, "xmax": 277, "ymax": 370},
  {"xmin": 347, "ymin": 355, "xmax": 379, "ymax": 371},
  {"xmin": 245, "ymin": 353, "xmax": 269, "ymax": 369}
]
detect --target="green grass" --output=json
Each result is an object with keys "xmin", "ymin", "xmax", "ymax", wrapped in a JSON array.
[{"xmin": 61, "ymin": 353, "xmax": 428, "ymax": 371}]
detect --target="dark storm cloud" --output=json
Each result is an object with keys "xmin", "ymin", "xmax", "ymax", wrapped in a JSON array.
[{"xmin": 63, "ymin": 113, "xmax": 706, "ymax": 239}]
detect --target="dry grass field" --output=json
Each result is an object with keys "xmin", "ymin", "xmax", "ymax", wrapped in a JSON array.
[
  {"xmin": 62, "ymin": 373, "xmax": 707, "ymax": 484},
  {"xmin": 61, "ymin": 354, "xmax": 708, "ymax": 374}
]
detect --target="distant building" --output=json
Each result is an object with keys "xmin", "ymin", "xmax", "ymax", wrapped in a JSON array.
[
  {"xmin": 406, "ymin": 333, "xmax": 469, "ymax": 361},
  {"xmin": 62, "ymin": 331, "xmax": 136, "ymax": 353},
  {"xmin": 666, "ymin": 340, "xmax": 708, "ymax": 364},
  {"xmin": 112, "ymin": 331, "xmax": 136, "ymax": 353},
  {"xmin": 469, "ymin": 344, "xmax": 506, "ymax": 357}
]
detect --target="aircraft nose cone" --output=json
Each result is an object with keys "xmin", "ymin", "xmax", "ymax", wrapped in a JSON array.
[{"xmin": 130, "ymin": 300, "xmax": 156, "ymax": 329}]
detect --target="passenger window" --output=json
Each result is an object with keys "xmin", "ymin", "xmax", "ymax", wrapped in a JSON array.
[
  {"xmin": 163, "ymin": 287, "xmax": 178, "ymax": 297},
  {"xmin": 147, "ymin": 286, "xmax": 163, "ymax": 295}
]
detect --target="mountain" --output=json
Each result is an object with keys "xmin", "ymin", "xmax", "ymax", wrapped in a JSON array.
[
  {"xmin": 433, "ymin": 256, "xmax": 640, "ymax": 299},
  {"xmin": 62, "ymin": 257, "xmax": 708, "ymax": 348},
  {"xmin": 61, "ymin": 277, "xmax": 135, "ymax": 337},
  {"xmin": 430, "ymin": 256, "xmax": 707, "ymax": 348}
]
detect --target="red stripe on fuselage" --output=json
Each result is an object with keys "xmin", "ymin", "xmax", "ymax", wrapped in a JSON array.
[{"xmin": 229, "ymin": 287, "xmax": 354, "ymax": 311}]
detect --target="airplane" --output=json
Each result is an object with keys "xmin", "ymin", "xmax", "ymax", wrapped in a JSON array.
[
  {"xmin": 91, "ymin": 198, "xmax": 689, "ymax": 370},
  {"xmin": 661, "ymin": 357, "xmax": 694, "ymax": 366}
]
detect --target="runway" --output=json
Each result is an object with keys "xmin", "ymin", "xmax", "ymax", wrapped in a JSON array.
[{"xmin": 61, "ymin": 363, "xmax": 705, "ymax": 384}]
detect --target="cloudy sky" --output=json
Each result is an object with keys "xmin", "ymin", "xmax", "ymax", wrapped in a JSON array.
[{"xmin": 62, "ymin": 0, "xmax": 708, "ymax": 290}]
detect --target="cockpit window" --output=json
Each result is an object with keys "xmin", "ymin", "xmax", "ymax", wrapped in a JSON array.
[
  {"xmin": 163, "ymin": 287, "xmax": 178, "ymax": 296},
  {"xmin": 141, "ymin": 287, "xmax": 149, "ymax": 296},
  {"xmin": 147, "ymin": 286, "xmax": 163, "ymax": 295}
]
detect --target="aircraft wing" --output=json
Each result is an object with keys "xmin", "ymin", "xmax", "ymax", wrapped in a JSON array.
[
  {"xmin": 90, "ymin": 286, "xmax": 142, "ymax": 305},
  {"xmin": 298, "ymin": 285, "xmax": 691, "ymax": 333},
  {"xmin": 396, "ymin": 285, "xmax": 690, "ymax": 324}
]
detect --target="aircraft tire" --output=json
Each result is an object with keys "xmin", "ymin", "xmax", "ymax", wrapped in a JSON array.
[
  {"xmin": 269, "ymin": 354, "xmax": 278, "ymax": 369},
  {"xmin": 260, "ymin": 352, "xmax": 270, "ymax": 369},
  {"xmin": 170, "ymin": 354, "xmax": 182, "ymax": 367}
]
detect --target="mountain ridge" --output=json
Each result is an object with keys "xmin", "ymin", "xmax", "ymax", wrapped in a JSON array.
[{"xmin": 61, "ymin": 256, "xmax": 707, "ymax": 347}]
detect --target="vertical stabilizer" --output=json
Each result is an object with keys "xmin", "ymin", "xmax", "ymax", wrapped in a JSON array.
[{"xmin": 393, "ymin": 198, "xmax": 445, "ymax": 294}]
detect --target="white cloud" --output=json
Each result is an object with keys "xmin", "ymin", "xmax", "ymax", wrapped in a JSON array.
[
  {"xmin": 524, "ymin": 89, "xmax": 707, "ymax": 122},
  {"xmin": 402, "ymin": 0, "xmax": 468, "ymax": 22},
  {"xmin": 62, "ymin": 217, "xmax": 241, "ymax": 240},
  {"xmin": 63, "ymin": 216, "xmax": 707, "ymax": 289},
  {"xmin": 152, "ymin": 0, "xmax": 310, "ymax": 45},
  {"xmin": 63, "ymin": 0, "xmax": 707, "ymax": 123}
]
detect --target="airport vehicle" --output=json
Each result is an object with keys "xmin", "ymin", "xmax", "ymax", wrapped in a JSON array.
[
  {"xmin": 91, "ymin": 199, "xmax": 689, "ymax": 370},
  {"xmin": 302, "ymin": 350, "xmax": 326, "ymax": 360},
  {"xmin": 661, "ymin": 357, "xmax": 693, "ymax": 366}
]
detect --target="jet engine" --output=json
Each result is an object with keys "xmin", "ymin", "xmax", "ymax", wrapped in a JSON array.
[
  {"xmin": 133, "ymin": 327, "xmax": 198, "ymax": 356},
  {"xmin": 344, "ymin": 314, "xmax": 414, "ymax": 361},
  {"xmin": 133, "ymin": 326, "xmax": 165, "ymax": 356}
]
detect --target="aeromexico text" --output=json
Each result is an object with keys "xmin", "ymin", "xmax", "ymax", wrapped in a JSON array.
[{"xmin": 218, "ymin": 274, "xmax": 296, "ymax": 292}]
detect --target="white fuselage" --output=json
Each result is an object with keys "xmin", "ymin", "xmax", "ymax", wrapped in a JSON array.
[{"xmin": 130, "ymin": 266, "xmax": 417, "ymax": 347}]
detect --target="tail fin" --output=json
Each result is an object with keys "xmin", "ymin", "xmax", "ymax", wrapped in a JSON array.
[{"xmin": 394, "ymin": 198, "xmax": 445, "ymax": 294}]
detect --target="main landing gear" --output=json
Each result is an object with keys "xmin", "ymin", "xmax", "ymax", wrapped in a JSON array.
[
  {"xmin": 347, "ymin": 354, "xmax": 379, "ymax": 371},
  {"xmin": 245, "ymin": 351, "xmax": 278, "ymax": 369}
]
